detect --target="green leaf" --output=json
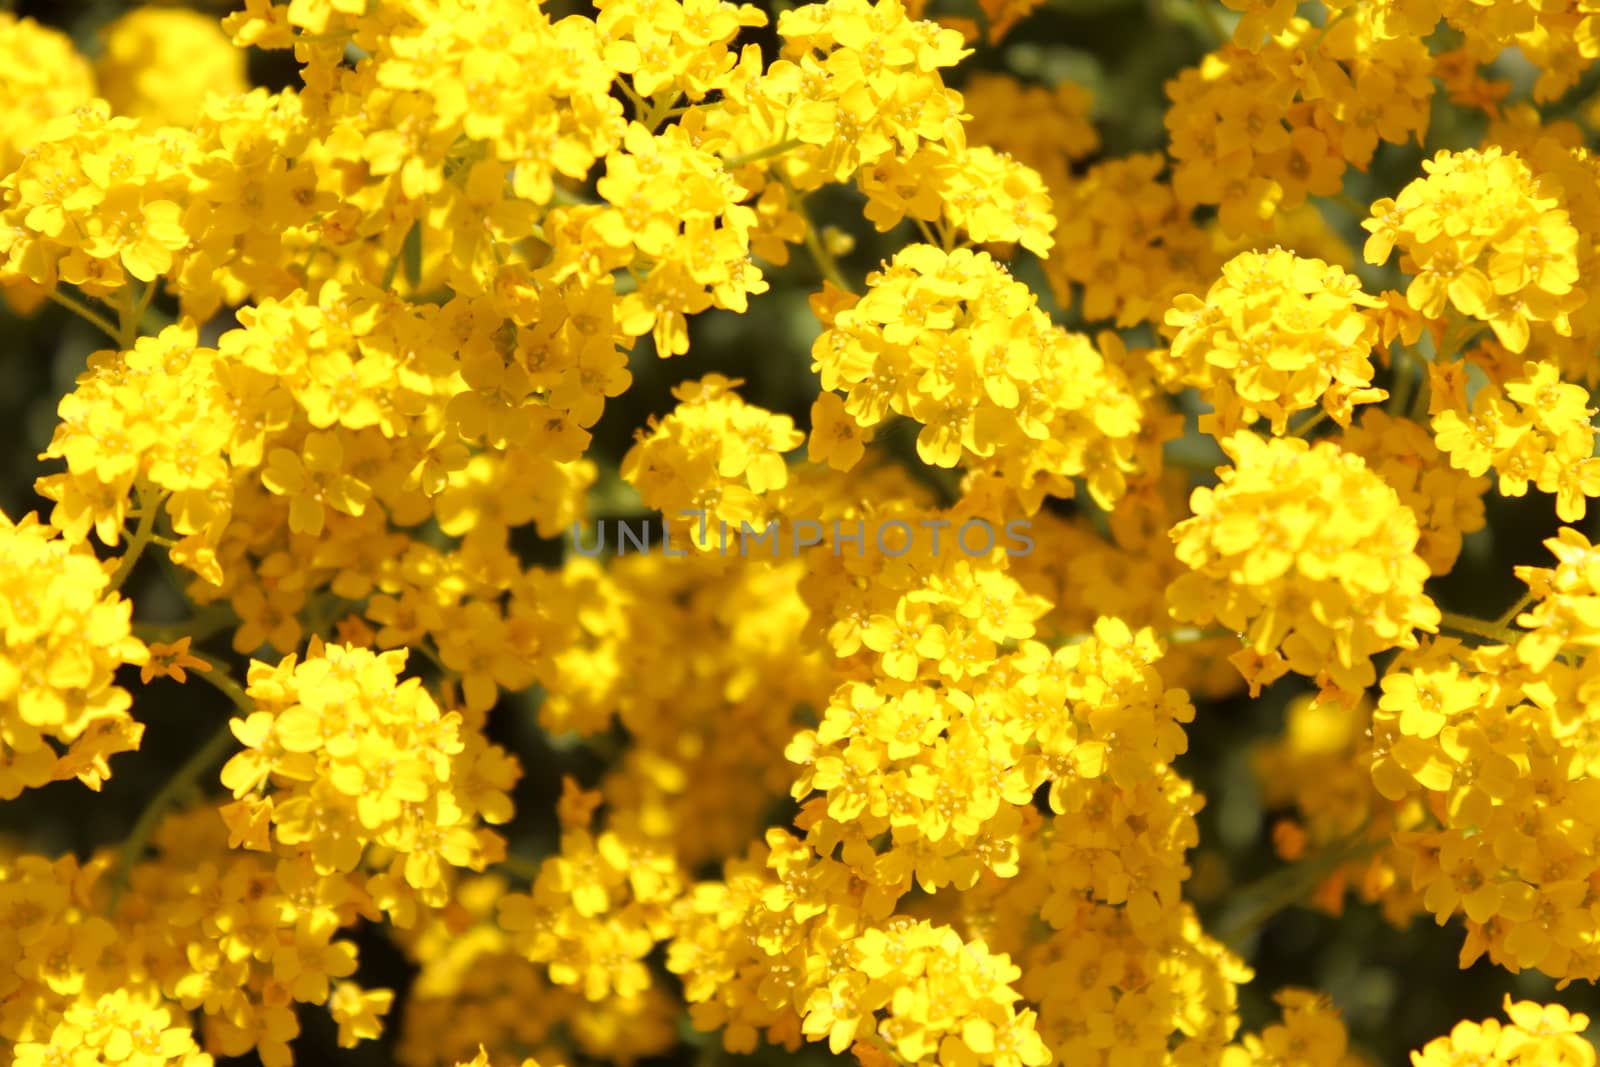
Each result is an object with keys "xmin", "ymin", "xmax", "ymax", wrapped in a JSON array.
[{"xmin": 402, "ymin": 218, "xmax": 423, "ymax": 290}]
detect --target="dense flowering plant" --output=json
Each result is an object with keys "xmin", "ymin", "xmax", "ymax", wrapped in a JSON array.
[{"xmin": 5, "ymin": 1, "xmax": 1600, "ymax": 1066}]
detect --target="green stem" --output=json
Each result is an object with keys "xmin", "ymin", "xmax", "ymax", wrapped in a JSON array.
[
  {"xmin": 133, "ymin": 280, "xmax": 157, "ymax": 334},
  {"xmin": 190, "ymin": 650, "xmax": 254, "ymax": 712},
  {"xmin": 1432, "ymin": 317, "xmax": 1479, "ymax": 367},
  {"xmin": 496, "ymin": 852, "xmax": 544, "ymax": 882},
  {"xmin": 778, "ymin": 167, "xmax": 853, "ymax": 294},
  {"xmin": 1437, "ymin": 609, "xmax": 1514, "ymax": 644},
  {"xmin": 1388, "ymin": 351, "xmax": 1418, "ymax": 418},
  {"xmin": 618, "ymin": 79, "xmax": 648, "ymax": 116},
  {"xmin": 803, "ymin": 216, "xmax": 852, "ymax": 290},
  {"xmin": 412, "ymin": 640, "xmax": 453, "ymax": 676},
  {"xmin": 639, "ymin": 90, "xmax": 683, "ymax": 133},
  {"xmin": 116, "ymin": 283, "xmax": 144, "ymax": 350},
  {"xmin": 107, "ymin": 482, "xmax": 164, "ymax": 594},
  {"xmin": 47, "ymin": 287, "xmax": 120, "ymax": 342},
  {"xmin": 864, "ymin": 1029, "xmax": 907, "ymax": 1064},
  {"xmin": 1438, "ymin": 609, "xmax": 1572, "ymax": 663},
  {"xmin": 132, "ymin": 603, "xmax": 240, "ymax": 646},
  {"xmin": 1217, "ymin": 828, "xmax": 1386, "ymax": 950},
  {"xmin": 549, "ymin": 183, "xmax": 595, "ymax": 207},
  {"xmin": 382, "ymin": 221, "xmax": 416, "ymax": 291},
  {"xmin": 1495, "ymin": 590, "xmax": 1536, "ymax": 629},
  {"xmin": 1408, "ymin": 369, "xmax": 1433, "ymax": 424},
  {"xmin": 722, "ymin": 137, "xmax": 805, "ymax": 169},
  {"xmin": 1334, "ymin": 191, "xmax": 1369, "ymax": 218},
  {"xmin": 107, "ymin": 708, "xmax": 242, "ymax": 910},
  {"xmin": 1289, "ymin": 407, "xmax": 1330, "ymax": 438},
  {"xmin": 1165, "ymin": 624, "xmax": 1237, "ymax": 645},
  {"xmin": 661, "ymin": 103, "xmax": 712, "ymax": 120},
  {"xmin": 1193, "ymin": 0, "xmax": 1228, "ymax": 43}
]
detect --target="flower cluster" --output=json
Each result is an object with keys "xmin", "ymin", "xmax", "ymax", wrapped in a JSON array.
[
  {"xmin": 1165, "ymin": 13, "xmax": 1432, "ymax": 234},
  {"xmin": 811, "ymin": 244, "xmax": 1143, "ymax": 508},
  {"xmin": 1411, "ymin": 999, "xmax": 1595, "ymax": 1067},
  {"xmin": 1363, "ymin": 146, "xmax": 1583, "ymax": 352},
  {"xmin": 1163, "ymin": 247, "xmax": 1385, "ymax": 434},
  {"xmin": 0, "ymin": 512, "xmax": 145, "ymax": 798},
  {"xmin": 622, "ymin": 375, "xmax": 805, "ymax": 546},
  {"xmin": 2, "ymin": 813, "xmax": 386, "ymax": 1067},
  {"xmin": 0, "ymin": 13, "xmax": 94, "ymax": 175},
  {"xmin": 1428, "ymin": 352, "xmax": 1600, "ymax": 522},
  {"xmin": 401, "ymin": 873, "xmax": 679, "ymax": 1066},
  {"xmin": 498, "ymin": 784, "xmax": 685, "ymax": 1002},
  {"xmin": 1369, "ymin": 525, "xmax": 1600, "ymax": 981},
  {"xmin": 95, "ymin": 8, "xmax": 249, "ymax": 128},
  {"xmin": 668, "ymin": 831, "xmax": 1055, "ymax": 1066},
  {"xmin": 219, "ymin": 641, "xmax": 515, "ymax": 914},
  {"xmin": 1170, "ymin": 432, "xmax": 1441, "ymax": 694},
  {"xmin": 1337, "ymin": 408, "xmax": 1488, "ymax": 575}
]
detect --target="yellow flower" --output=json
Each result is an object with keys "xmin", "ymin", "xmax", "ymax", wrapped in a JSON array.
[
  {"xmin": 0, "ymin": 13, "xmax": 96, "ymax": 175},
  {"xmin": 139, "ymin": 637, "xmax": 213, "ymax": 684},
  {"xmin": 621, "ymin": 374, "xmax": 803, "ymax": 548},
  {"xmin": 96, "ymin": 8, "xmax": 249, "ymax": 127},
  {"xmin": 261, "ymin": 431, "xmax": 372, "ymax": 537},
  {"xmin": 812, "ymin": 243, "xmax": 1142, "ymax": 509},
  {"xmin": 1428, "ymin": 357, "xmax": 1600, "ymax": 522},
  {"xmin": 0, "ymin": 510, "xmax": 146, "ymax": 798},
  {"xmin": 807, "ymin": 391, "xmax": 872, "ymax": 471},
  {"xmin": 1170, "ymin": 432, "xmax": 1439, "ymax": 694},
  {"xmin": 220, "ymin": 642, "xmax": 515, "ymax": 911},
  {"xmin": 1163, "ymin": 247, "xmax": 1385, "ymax": 434},
  {"xmin": 1364, "ymin": 147, "xmax": 1582, "ymax": 352},
  {"xmin": 329, "ymin": 982, "xmax": 394, "ymax": 1048}
]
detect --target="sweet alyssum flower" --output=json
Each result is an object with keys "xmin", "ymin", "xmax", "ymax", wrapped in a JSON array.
[{"xmin": 1170, "ymin": 432, "xmax": 1440, "ymax": 695}]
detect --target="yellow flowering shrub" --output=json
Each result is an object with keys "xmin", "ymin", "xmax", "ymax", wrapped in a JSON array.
[{"xmin": 4, "ymin": 1, "xmax": 1600, "ymax": 1066}]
